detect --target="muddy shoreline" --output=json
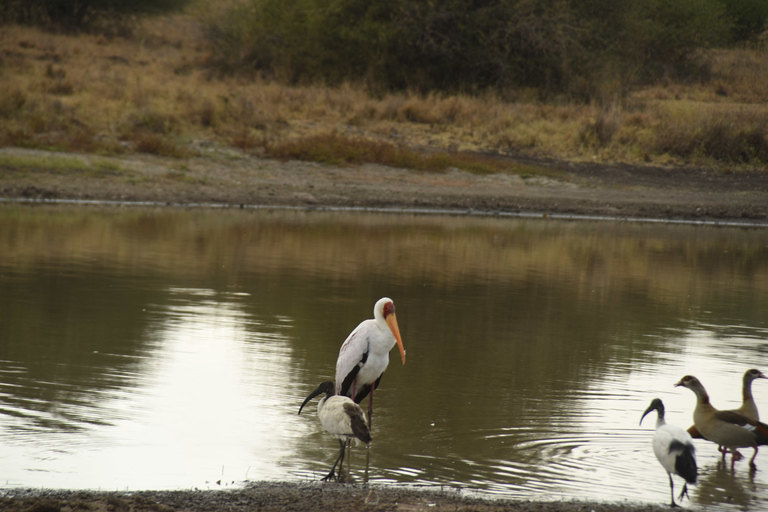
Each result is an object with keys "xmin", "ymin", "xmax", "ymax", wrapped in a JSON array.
[
  {"xmin": 1, "ymin": 147, "xmax": 767, "ymax": 225},
  {"xmin": 1, "ymin": 482, "xmax": 669, "ymax": 512}
]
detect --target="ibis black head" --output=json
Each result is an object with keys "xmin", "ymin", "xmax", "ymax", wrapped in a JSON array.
[
  {"xmin": 640, "ymin": 398, "xmax": 665, "ymax": 425},
  {"xmin": 298, "ymin": 381, "xmax": 336, "ymax": 415}
]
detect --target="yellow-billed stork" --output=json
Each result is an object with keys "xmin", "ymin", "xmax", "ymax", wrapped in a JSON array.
[{"xmin": 335, "ymin": 297, "xmax": 405, "ymax": 427}]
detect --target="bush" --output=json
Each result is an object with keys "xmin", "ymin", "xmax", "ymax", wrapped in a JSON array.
[
  {"xmin": 716, "ymin": 0, "xmax": 768, "ymax": 43},
  {"xmin": 655, "ymin": 113, "xmax": 768, "ymax": 163},
  {"xmin": 0, "ymin": 0, "xmax": 192, "ymax": 31},
  {"xmin": 200, "ymin": 0, "xmax": 592, "ymax": 93},
  {"xmin": 201, "ymin": 0, "xmax": 734, "ymax": 98}
]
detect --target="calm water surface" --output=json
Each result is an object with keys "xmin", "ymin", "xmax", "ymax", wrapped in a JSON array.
[{"xmin": 1, "ymin": 205, "xmax": 768, "ymax": 509}]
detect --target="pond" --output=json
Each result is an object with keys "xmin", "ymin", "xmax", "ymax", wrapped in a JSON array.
[{"xmin": 1, "ymin": 204, "xmax": 767, "ymax": 509}]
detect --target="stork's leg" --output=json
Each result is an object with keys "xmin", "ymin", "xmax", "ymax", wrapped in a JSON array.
[
  {"xmin": 668, "ymin": 474, "xmax": 679, "ymax": 508},
  {"xmin": 346, "ymin": 378, "xmax": 357, "ymax": 481},
  {"xmin": 344, "ymin": 438, "xmax": 352, "ymax": 480},
  {"xmin": 364, "ymin": 439, "xmax": 371, "ymax": 484},
  {"xmin": 346, "ymin": 437, "xmax": 352, "ymax": 483},
  {"xmin": 368, "ymin": 382, "xmax": 376, "ymax": 429},
  {"xmin": 365, "ymin": 382, "xmax": 376, "ymax": 466},
  {"xmin": 322, "ymin": 439, "xmax": 346, "ymax": 482},
  {"xmin": 749, "ymin": 447, "xmax": 759, "ymax": 471}
]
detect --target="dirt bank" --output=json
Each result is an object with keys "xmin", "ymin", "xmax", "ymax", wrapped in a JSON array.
[
  {"xmin": 1, "ymin": 482, "xmax": 668, "ymax": 512},
  {"xmin": 1, "ymin": 146, "xmax": 767, "ymax": 225}
]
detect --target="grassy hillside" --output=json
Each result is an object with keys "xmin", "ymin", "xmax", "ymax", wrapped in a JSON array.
[{"xmin": 1, "ymin": 13, "xmax": 767, "ymax": 172}]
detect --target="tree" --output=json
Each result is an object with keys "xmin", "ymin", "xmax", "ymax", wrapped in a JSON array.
[{"xmin": 716, "ymin": 0, "xmax": 768, "ymax": 42}]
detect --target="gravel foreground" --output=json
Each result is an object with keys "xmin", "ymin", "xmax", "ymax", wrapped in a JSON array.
[{"xmin": 0, "ymin": 482, "xmax": 671, "ymax": 512}]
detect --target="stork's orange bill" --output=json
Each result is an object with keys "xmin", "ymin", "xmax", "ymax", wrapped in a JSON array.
[{"xmin": 386, "ymin": 312, "xmax": 405, "ymax": 365}]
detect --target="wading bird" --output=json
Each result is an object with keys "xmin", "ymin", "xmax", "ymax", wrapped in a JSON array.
[
  {"xmin": 640, "ymin": 398, "xmax": 697, "ymax": 507},
  {"xmin": 335, "ymin": 297, "xmax": 405, "ymax": 427},
  {"xmin": 735, "ymin": 369, "xmax": 767, "ymax": 420},
  {"xmin": 676, "ymin": 375, "xmax": 768, "ymax": 471},
  {"xmin": 688, "ymin": 369, "xmax": 767, "ymax": 459},
  {"xmin": 298, "ymin": 381, "xmax": 372, "ymax": 482}
]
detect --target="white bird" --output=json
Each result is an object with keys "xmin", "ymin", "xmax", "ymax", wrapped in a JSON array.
[
  {"xmin": 298, "ymin": 381, "xmax": 372, "ymax": 482},
  {"xmin": 335, "ymin": 297, "xmax": 405, "ymax": 426},
  {"xmin": 640, "ymin": 398, "xmax": 697, "ymax": 507}
]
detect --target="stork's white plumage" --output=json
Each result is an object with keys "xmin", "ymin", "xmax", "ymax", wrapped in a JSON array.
[
  {"xmin": 640, "ymin": 398, "xmax": 697, "ymax": 507},
  {"xmin": 335, "ymin": 297, "xmax": 405, "ymax": 426},
  {"xmin": 298, "ymin": 381, "xmax": 371, "ymax": 482}
]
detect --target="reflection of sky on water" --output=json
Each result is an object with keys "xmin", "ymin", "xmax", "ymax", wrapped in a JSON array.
[{"xmin": 0, "ymin": 287, "xmax": 303, "ymax": 490}]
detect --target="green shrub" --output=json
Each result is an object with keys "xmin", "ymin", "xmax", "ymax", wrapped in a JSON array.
[{"xmin": 200, "ymin": 0, "xmax": 734, "ymax": 98}]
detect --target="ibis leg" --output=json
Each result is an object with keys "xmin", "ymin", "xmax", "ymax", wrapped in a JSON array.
[
  {"xmin": 322, "ymin": 439, "xmax": 346, "ymax": 482},
  {"xmin": 750, "ymin": 447, "xmax": 759, "ymax": 471},
  {"xmin": 668, "ymin": 474, "xmax": 679, "ymax": 508}
]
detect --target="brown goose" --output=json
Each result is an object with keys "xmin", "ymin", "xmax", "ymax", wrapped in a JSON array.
[
  {"xmin": 687, "ymin": 369, "xmax": 767, "ymax": 459},
  {"xmin": 676, "ymin": 375, "xmax": 768, "ymax": 471}
]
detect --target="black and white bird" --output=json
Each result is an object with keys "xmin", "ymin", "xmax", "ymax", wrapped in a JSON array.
[
  {"xmin": 640, "ymin": 398, "xmax": 698, "ymax": 507},
  {"xmin": 335, "ymin": 297, "xmax": 405, "ymax": 427},
  {"xmin": 298, "ymin": 381, "xmax": 372, "ymax": 482}
]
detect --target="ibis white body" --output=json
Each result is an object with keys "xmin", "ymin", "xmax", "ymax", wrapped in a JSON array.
[
  {"xmin": 317, "ymin": 395, "xmax": 371, "ymax": 443},
  {"xmin": 641, "ymin": 398, "xmax": 697, "ymax": 507},
  {"xmin": 299, "ymin": 381, "xmax": 371, "ymax": 482}
]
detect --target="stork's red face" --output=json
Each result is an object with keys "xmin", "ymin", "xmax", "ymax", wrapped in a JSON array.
[{"xmin": 383, "ymin": 301, "xmax": 406, "ymax": 365}]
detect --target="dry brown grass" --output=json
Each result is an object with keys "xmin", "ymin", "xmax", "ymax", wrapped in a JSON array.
[{"xmin": 1, "ymin": 15, "xmax": 767, "ymax": 170}]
